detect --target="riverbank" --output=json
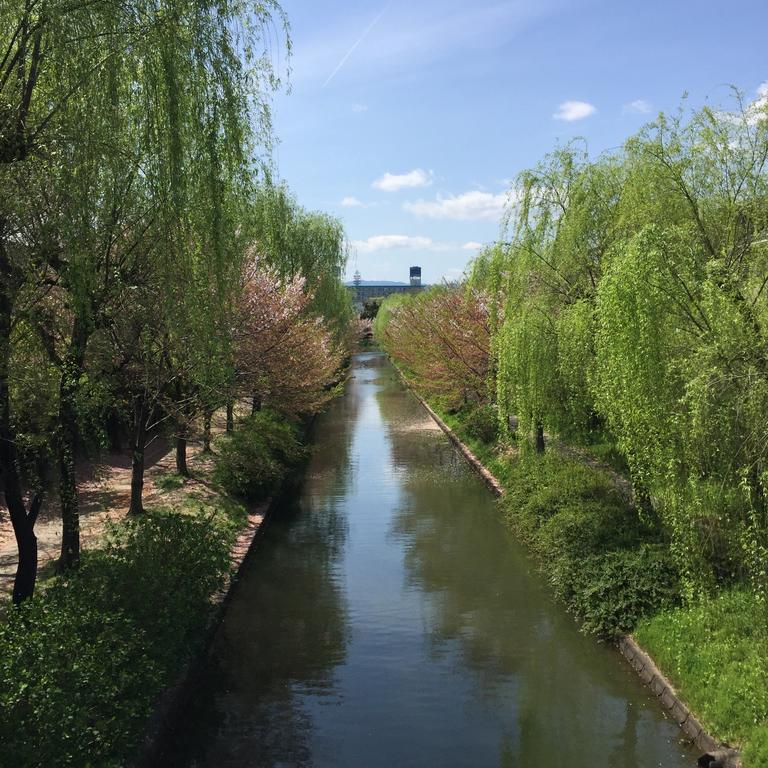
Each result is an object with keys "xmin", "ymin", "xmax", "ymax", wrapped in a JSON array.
[
  {"xmin": 392, "ymin": 364, "xmax": 761, "ymax": 768},
  {"xmin": 0, "ymin": 408, "xmax": 302, "ymax": 767},
  {"xmin": 161, "ymin": 350, "xmax": 698, "ymax": 767}
]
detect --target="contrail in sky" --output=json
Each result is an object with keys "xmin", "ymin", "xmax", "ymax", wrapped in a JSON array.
[{"xmin": 322, "ymin": 6, "xmax": 388, "ymax": 88}]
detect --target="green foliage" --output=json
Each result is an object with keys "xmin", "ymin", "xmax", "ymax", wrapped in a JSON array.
[
  {"xmin": 497, "ymin": 450, "xmax": 677, "ymax": 637},
  {"xmin": 8, "ymin": 325, "xmax": 59, "ymax": 486},
  {"xmin": 557, "ymin": 545, "xmax": 679, "ymax": 636},
  {"xmin": 0, "ymin": 511, "xmax": 233, "ymax": 767},
  {"xmin": 743, "ymin": 727, "xmax": 768, "ymax": 767},
  {"xmin": 249, "ymin": 184, "xmax": 353, "ymax": 339},
  {"xmin": 462, "ymin": 403, "xmax": 500, "ymax": 445},
  {"xmin": 635, "ymin": 589, "xmax": 768, "ymax": 756},
  {"xmin": 214, "ymin": 409, "xmax": 306, "ymax": 500},
  {"xmin": 73, "ymin": 373, "xmax": 115, "ymax": 453}
]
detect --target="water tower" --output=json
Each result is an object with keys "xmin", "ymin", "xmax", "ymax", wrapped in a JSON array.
[{"xmin": 409, "ymin": 266, "xmax": 422, "ymax": 287}]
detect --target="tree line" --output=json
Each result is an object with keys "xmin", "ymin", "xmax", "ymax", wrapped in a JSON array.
[
  {"xmin": 1, "ymin": 0, "xmax": 351, "ymax": 604},
  {"xmin": 377, "ymin": 93, "xmax": 768, "ymax": 605}
]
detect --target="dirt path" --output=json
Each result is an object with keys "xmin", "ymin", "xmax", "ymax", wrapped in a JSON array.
[{"xmin": 0, "ymin": 410, "xmax": 234, "ymax": 601}]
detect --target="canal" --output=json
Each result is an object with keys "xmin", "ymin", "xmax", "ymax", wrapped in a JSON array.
[{"xmin": 168, "ymin": 351, "xmax": 695, "ymax": 767}]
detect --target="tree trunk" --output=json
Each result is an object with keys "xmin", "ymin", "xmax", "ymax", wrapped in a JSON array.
[
  {"xmin": 173, "ymin": 378, "xmax": 190, "ymax": 476},
  {"xmin": 176, "ymin": 435, "xmax": 188, "ymax": 476},
  {"xmin": 129, "ymin": 394, "xmax": 147, "ymax": 515},
  {"xmin": 58, "ymin": 318, "xmax": 88, "ymax": 571},
  {"xmin": 12, "ymin": 496, "xmax": 41, "ymax": 604},
  {"xmin": 202, "ymin": 409, "xmax": 213, "ymax": 452},
  {"xmin": 1, "ymin": 364, "xmax": 41, "ymax": 603},
  {"xmin": 534, "ymin": 422, "xmax": 545, "ymax": 454},
  {"xmin": 106, "ymin": 410, "xmax": 123, "ymax": 453},
  {"xmin": 226, "ymin": 401, "xmax": 234, "ymax": 433},
  {"xmin": 0, "ymin": 232, "xmax": 40, "ymax": 602}
]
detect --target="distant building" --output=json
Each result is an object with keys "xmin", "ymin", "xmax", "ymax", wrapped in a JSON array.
[{"xmin": 347, "ymin": 266, "xmax": 426, "ymax": 311}]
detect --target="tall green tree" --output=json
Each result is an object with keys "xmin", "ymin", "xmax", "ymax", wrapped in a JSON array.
[{"xmin": 0, "ymin": 0, "xmax": 289, "ymax": 599}]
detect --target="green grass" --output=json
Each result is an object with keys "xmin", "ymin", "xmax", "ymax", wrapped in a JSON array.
[
  {"xmin": 635, "ymin": 589, "xmax": 768, "ymax": 762},
  {"xmin": 156, "ymin": 472, "xmax": 186, "ymax": 492}
]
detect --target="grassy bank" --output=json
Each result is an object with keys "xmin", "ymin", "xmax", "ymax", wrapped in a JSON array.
[
  {"xmin": 426, "ymin": 398, "xmax": 767, "ymax": 764},
  {"xmin": 0, "ymin": 408, "xmax": 306, "ymax": 768},
  {"xmin": 635, "ymin": 592, "xmax": 768, "ymax": 765}
]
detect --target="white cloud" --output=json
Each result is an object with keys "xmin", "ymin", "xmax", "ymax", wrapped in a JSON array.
[
  {"xmin": 748, "ymin": 81, "xmax": 768, "ymax": 123},
  {"xmin": 462, "ymin": 241, "xmax": 484, "ymax": 251},
  {"xmin": 719, "ymin": 82, "xmax": 768, "ymax": 127},
  {"xmin": 372, "ymin": 169, "xmax": 433, "ymax": 192},
  {"xmin": 350, "ymin": 234, "xmax": 450, "ymax": 254},
  {"xmin": 553, "ymin": 100, "xmax": 597, "ymax": 122},
  {"xmin": 341, "ymin": 196, "xmax": 364, "ymax": 207},
  {"xmin": 404, "ymin": 190, "xmax": 507, "ymax": 221},
  {"xmin": 352, "ymin": 103, "xmax": 368, "ymax": 113},
  {"xmin": 623, "ymin": 99, "xmax": 652, "ymax": 114}
]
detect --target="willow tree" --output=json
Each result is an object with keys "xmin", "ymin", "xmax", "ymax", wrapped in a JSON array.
[
  {"xmin": 595, "ymin": 98, "xmax": 768, "ymax": 596},
  {"xmin": 493, "ymin": 143, "xmax": 624, "ymax": 450},
  {"xmin": 0, "ymin": 0, "xmax": 289, "ymax": 599}
]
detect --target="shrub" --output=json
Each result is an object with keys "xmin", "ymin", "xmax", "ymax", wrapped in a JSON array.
[
  {"xmin": 536, "ymin": 497, "xmax": 649, "ymax": 563},
  {"xmin": 555, "ymin": 544, "xmax": 680, "ymax": 637},
  {"xmin": 461, "ymin": 403, "xmax": 499, "ymax": 445},
  {"xmin": 0, "ymin": 511, "xmax": 232, "ymax": 767},
  {"xmin": 213, "ymin": 409, "xmax": 306, "ymax": 500},
  {"xmin": 500, "ymin": 450, "xmax": 677, "ymax": 637},
  {"xmin": 503, "ymin": 450, "xmax": 634, "ymax": 543}
]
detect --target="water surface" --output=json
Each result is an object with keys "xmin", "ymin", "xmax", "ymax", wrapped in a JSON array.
[{"xmin": 170, "ymin": 351, "xmax": 694, "ymax": 767}]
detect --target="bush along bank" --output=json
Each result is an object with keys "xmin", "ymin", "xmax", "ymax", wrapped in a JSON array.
[
  {"xmin": 0, "ymin": 409, "xmax": 309, "ymax": 768},
  {"xmin": 422, "ymin": 400, "xmax": 681, "ymax": 640},
  {"xmin": 395, "ymin": 368, "xmax": 760, "ymax": 766}
]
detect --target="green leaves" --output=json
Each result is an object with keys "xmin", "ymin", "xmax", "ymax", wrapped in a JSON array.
[
  {"xmin": 213, "ymin": 408, "xmax": 306, "ymax": 500},
  {"xmin": 477, "ymin": 95, "xmax": 768, "ymax": 603},
  {"xmin": 0, "ymin": 510, "xmax": 232, "ymax": 767}
]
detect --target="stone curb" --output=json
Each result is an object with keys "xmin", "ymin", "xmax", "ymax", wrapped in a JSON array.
[
  {"xmin": 617, "ymin": 636, "xmax": 741, "ymax": 768},
  {"xmin": 392, "ymin": 367, "xmax": 503, "ymax": 498},
  {"xmin": 392, "ymin": 363, "xmax": 741, "ymax": 768},
  {"xmin": 132, "ymin": 500, "xmax": 275, "ymax": 768}
]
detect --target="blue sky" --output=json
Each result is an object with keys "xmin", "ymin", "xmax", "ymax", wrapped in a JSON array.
[{"xmin": 268, "ymin": 0, "xmax": 767, "ymax": 284}]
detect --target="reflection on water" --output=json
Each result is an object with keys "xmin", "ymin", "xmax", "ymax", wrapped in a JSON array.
[{"xmin": 167, "ymin": 351, "xmax": 695, "ymax": 767}]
